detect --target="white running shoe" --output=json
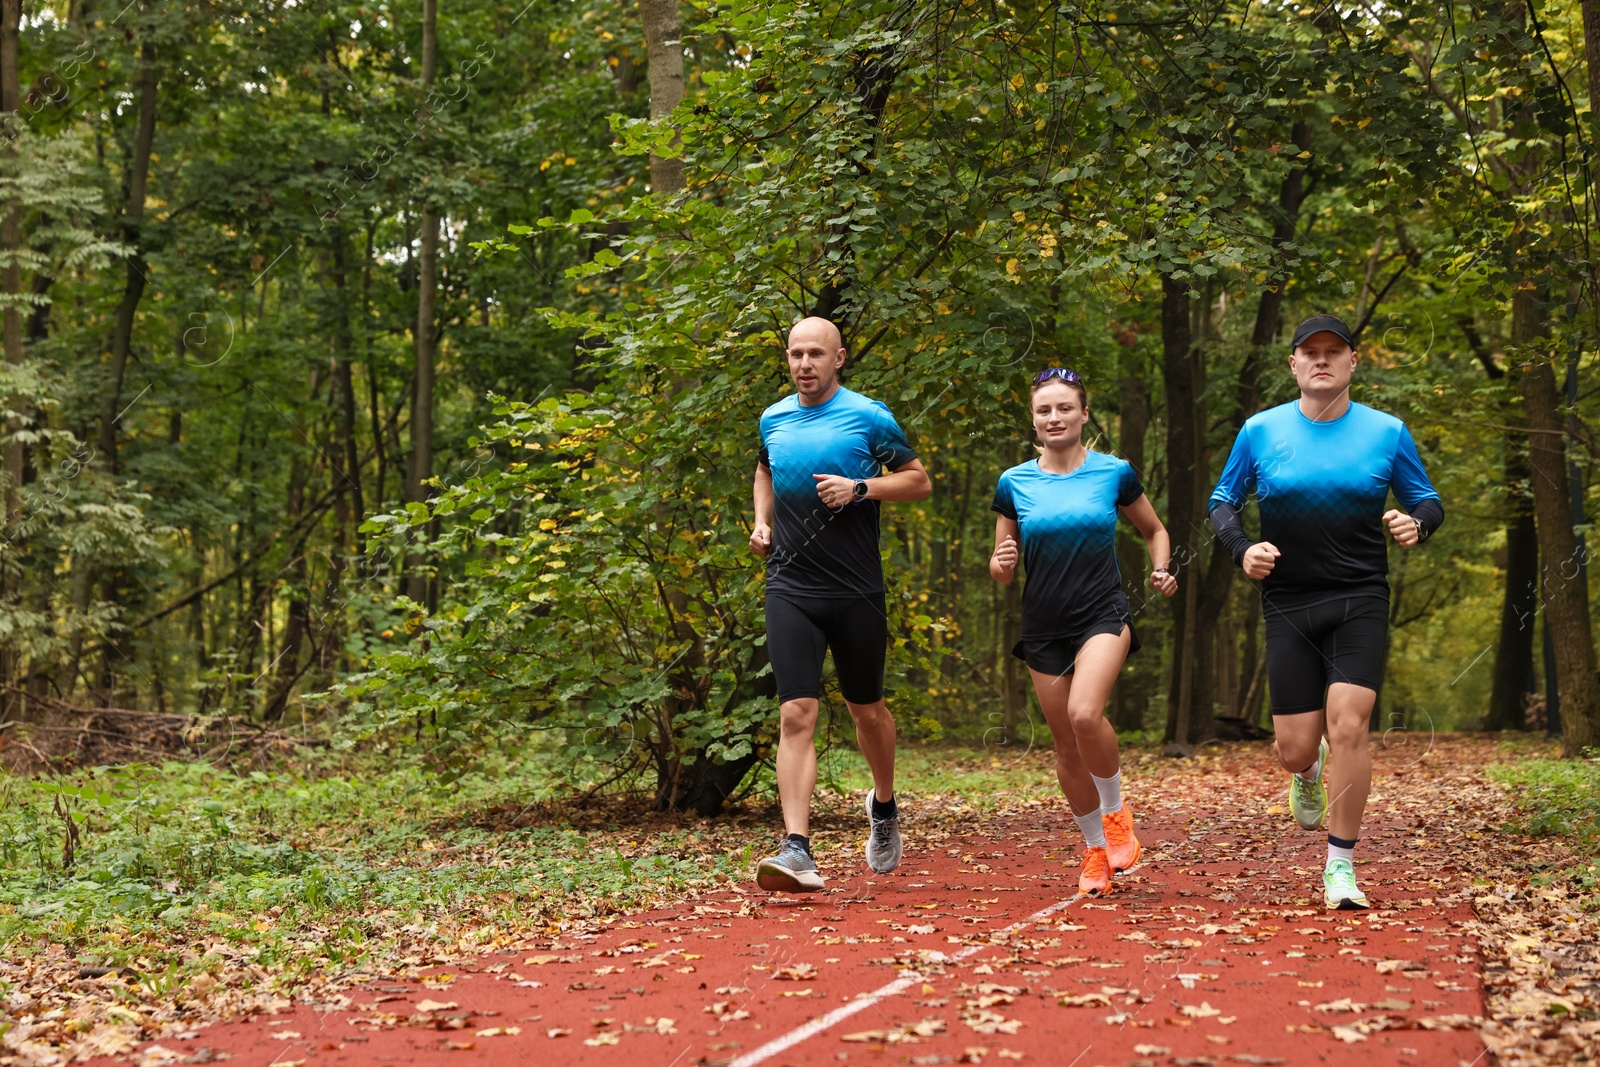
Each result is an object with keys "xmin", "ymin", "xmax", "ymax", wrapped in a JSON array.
[
  {"xmin": 863, "ymin": 790, "xmax": 902, "ymax": 873},
  {"xmin": 1323, "ymin": 857, "xmax": 1370, "ymax": 910}
]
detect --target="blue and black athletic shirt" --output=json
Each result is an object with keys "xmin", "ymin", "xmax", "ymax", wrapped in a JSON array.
[
  {"xmin": 758, "ymin": 386, "xmax": 917, "ymax": 598},
  {"xmin": 1208, "ymin": 400, "xmax": 1444, "ymax": 609},
  {"xmin": 991, "ymin": 452, "xmax": 1145, "ymax": 639}
]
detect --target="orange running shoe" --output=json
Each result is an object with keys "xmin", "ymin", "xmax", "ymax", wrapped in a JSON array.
[
  {"xmin": 1078, "ymin": 846, "xmax": 1113, "ymax": 897},
  {"xmin": 1102, "ymin": 803, "xmax": 1142, "ymax": 872}
]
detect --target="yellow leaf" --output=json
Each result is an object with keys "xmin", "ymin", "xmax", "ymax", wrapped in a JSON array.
[{"xmin": 415, "ymin": 1000, "xmax": 458, "ymax": 1013}]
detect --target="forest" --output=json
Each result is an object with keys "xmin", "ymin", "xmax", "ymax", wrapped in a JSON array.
[
  {"xmin": 1, "ymin": 0, "xmax": 1598, "ymax": 807},
  {"xmin": 4, "ymin": 3, "xmax": 1600, "ymax": 1065}
]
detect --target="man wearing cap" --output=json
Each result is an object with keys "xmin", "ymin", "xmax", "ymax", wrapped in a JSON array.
[{"xmin": 1208, "ymin": 314, "xmax": 1444, "ymax": 910}]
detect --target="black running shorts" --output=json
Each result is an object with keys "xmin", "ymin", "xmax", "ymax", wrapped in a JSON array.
[
  {"xmin": 1011, "ymin": 593, "xmax": 1140, "ymax": 677},
  {"xmin": 1264, "ymin": 595, "xmax": 1389, "ymax": 714},
  {"xmin": 765, "ymin": 592, "xmax": 888, "ymax": 705}
]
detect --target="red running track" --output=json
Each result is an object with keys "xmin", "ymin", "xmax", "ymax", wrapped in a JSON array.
[{"xmin": 94, "ymin": 792, "xmax": 1488, "ymax": 1067}]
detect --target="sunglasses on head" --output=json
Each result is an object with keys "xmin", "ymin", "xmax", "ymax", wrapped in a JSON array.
[{"xmin": 1033, "ymin": 367, "xmax": 1081, "ymax": 385}]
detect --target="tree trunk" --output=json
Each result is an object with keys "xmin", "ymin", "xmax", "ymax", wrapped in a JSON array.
[
  {"xmin": 264, "ymin": 569, "xmax": 311, "ymax": 720},
  {"xmin": 1, "ymin": 0, "xmax": 22, "ymax": 718},
  {"xmin": 1216, "ymin": 608, "xmax": 1237, "ymax": 713},
  {"xmin": 321, "ymin": 231, "xmax": 361, "ymax": 681},
  {"xmin": 329, "ymin": 226, "xmax": 363, "ymax": 528},
  {"xmin": 88, "ymin": 44, "xmax": 159, "ymax": 704},
  {"xmin": 1112, "ymin": 360, "xmax": 1153, "ymax": 731},
  {"xmin": 1486, "ymin": 397, "xmax": 1539, "ymax": 728},
  {"xmin": 362, "ymin": 216, "xmax": 388, "ymax": 514},
  {"xmin": 1182, "ymin": 124, "xmax": 1311, "ymax": 741},
  {"xmin": 1161, "ymin": 275, "xmax": 1203, "ymax": 746},
  {"xmin": 1517, "ymin": 287, "xmax": 1600, "ymax": 754},
  {"xmin": 25, "ymin": 257, "xmax": 51, "ymax": 341},
  {"xmin": 664, "ymin": 642, "xmax": 771, "ymax": 815},
  {"xmin": 1233, "ymin": 118, "xmax": 1309, "ymax": 426},
  {"xmin": 263, "ymin": 368, "xmax": 320, "ymax": 721},
  {"xmin": 97, "ymin": 43, "xmax": 158, "ymax": 467},
  {"xmin": 639, "ymin": 0, "xmax": 684, "ymax": 197},
  {"xmin": 1237, "ymin": 606, "xmax": 1265, "ymax": 720},
  {"xmin": 405, "ymin": 0, "xmax": 438, "ymax": 607},
  {"xmin": 1163, "ymin": 138, "xmax": 1309, "ymax": 744},
  {"xmin": 1000, "ymin": 574, "xmax": 1024, "ymax": 742}
]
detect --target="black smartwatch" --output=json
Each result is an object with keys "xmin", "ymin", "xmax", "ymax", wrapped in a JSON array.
[{"xmin": 852, "ymin": 479, "xmax": 869, "ymax": 501}]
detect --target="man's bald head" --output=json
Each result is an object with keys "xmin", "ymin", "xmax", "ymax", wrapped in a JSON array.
[
  {"xmin": 788, "ymin": 316, "xmax": 844, "ymax": 352},
  {"xmin": 784, "ymin": 317, "xmax": 847, "ymax": 405}
]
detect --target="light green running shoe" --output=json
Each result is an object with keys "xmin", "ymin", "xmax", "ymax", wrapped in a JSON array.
[
  {"xmin": 1323, "ymin": 857, "xmax": 1370, "ymax": 910},
  {"xmin": 1288, "ymin": 739, "xmax": 1329, "ymax": 831}
]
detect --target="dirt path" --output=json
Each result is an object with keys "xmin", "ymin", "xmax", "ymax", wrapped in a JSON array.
[{"xmin": 93, "ymin": 740, "xmax": 1494, "ymax": 1067}]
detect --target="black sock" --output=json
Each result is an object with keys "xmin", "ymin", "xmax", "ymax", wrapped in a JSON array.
[
  {"xmin": 784, "ymin": 833, "xmax": 812, "ymax": 855},
  {"xmin": 871, "ymin": 792, "xmax": 897, "ymax": 820},
  {"xmin": 1327, "ymin": 833, "xmax": 1357, "ymax": 850}
]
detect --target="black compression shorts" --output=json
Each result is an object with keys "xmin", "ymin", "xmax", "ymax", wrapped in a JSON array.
[
  {"xmin": 1011, "ymin": 593, "xmax": 1140, "ymax": 676},
  {"xmin": 765, "ymin": 592, "xmax": 888, "ymax": 705},
  {"xmin": 1264, "ymin": 595, "xmax": 1388, "ymax": 714}
]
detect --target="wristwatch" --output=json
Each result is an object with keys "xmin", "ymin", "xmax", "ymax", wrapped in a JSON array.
[{"xmin": 852, "ymin": 479, "xmax": 869, "ymax": 501}]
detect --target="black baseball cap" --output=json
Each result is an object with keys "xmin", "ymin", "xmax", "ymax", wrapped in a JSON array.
[{"xmin": 1291, "ymin": 314, "xmax": 1358, "ymax": 351}]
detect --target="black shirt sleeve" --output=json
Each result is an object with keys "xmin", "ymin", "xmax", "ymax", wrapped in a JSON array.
[
  {"xmin": 1411, "ymin": 497, "xmax": 1444, "ymax": 543},
  {"xmin": 990, "ymin": 472, "xmax": 1017, "ymax": 520},
  {"xmin": 1209, "ymin": 501, "xmax": 1254, "ymax": 567}
]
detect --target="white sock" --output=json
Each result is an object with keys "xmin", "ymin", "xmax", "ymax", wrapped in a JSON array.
[
  {"xmin": 1073, "ymin": 810, "xmax": 1107, "ymax": 849},
  {"xmin": 1295, "ymin": 758, "xmax": 1322, "ymax": 782},
  {"xmin": 1091, "ymin": 770, "xmax": 1123, "ymax": 814},
  {"xmin": 1327, "ymin": 842, "xmax": 1354, "ymax": 865}
]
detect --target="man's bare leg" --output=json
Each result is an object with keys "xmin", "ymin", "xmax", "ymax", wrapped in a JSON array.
[
  {"xmin": 1323, "ymin": 682, "xmax": 1375, "ymax": 842},
  {"xmin": 847, "ymin": 696, "xmax": 902, "ymax": 873},
  {"xmin": 776, "ymin": 697, "xmax": 820, "ymax": 836},
  {"xmin": 845, "ymin": 697, "xmax": 896, "ymax": 804},
  {"xmin": 758, "ymin": 697, "xmax": 827, "ymax": 891}
]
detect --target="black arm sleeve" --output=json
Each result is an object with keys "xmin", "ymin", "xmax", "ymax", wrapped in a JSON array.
[
  {"xmin": 1209, "ymin": 502, "xmax": 1255, "ymax": 567},
  {"xmin": 1411, "ymin": 497, "xmax": 1444, "ymax": 543}
]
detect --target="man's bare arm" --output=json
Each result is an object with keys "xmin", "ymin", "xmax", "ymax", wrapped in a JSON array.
[
  {"xmin": 751, "ymin": 463, "xmax": 775, "ymax": 557},
  {"xmin": 812, "ymin": 459, "xmax": 932, "ymax": 507}
]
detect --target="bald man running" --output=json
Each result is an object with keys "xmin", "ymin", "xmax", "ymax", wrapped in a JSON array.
[{"xmin": 750, "ymin": 317, "xmax": 932, "ymax": 892}]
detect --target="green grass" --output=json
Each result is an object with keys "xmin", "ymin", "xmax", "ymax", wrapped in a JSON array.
[
  {"xmin": 1489, "ymin": 751, "xmax": 1600, "ymax": 903},
  {"xmin": 0, "ymin": 727, "xmax": 1162, "ymax": 984},
  {"xmin": 819, "ymin": 741, "xmax": 1058, "ymax": 801},
  {"xmin": 0, "ymin": 746, "xmax": 752, "ymax": 982}
]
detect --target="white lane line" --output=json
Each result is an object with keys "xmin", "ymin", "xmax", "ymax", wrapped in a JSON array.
[{"xmin": 727, "ymin": 892, "xmax": 1091, "ymax": 1067}]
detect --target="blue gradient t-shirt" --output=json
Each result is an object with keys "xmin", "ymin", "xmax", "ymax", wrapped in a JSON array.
[
  {"xmin": 758, "ymin": 386, "xmax": 917, "ymax": 598},
  {"xmin": 991, "ymin": 452, "xmax": 1144, "ymax": 639},
  {"xmin": 1209, "ymin": 400, "xmax": 1441, "ymax": 608}
]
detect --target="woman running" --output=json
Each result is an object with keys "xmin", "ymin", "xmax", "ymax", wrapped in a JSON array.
[{"xmin": 990, "ymin": 367, "xmax": 1177, "ymax": 896}]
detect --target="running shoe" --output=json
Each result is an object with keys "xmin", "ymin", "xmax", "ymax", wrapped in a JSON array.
[
  {"xmin": 1102, "ymin": 803, "xmax": 1142, "ymax": 872},
  {"xmin": 1078, "ymin": 846, "xmax": 1112, "ymax": 897},
  {"xmin": 1323, "ymin": 857, "xmax": 1369, "ymax": 910},
  {"xmin": 864, "ymin": 789, "xmax": 903, "ymax": 873},
  {"xmin": 755, "ymin": 839, "xmax": 825, "ymax": 892},
  {"xmin": 1288, "ymin": 738, "xmax": 1329, "ymax": 831}
]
